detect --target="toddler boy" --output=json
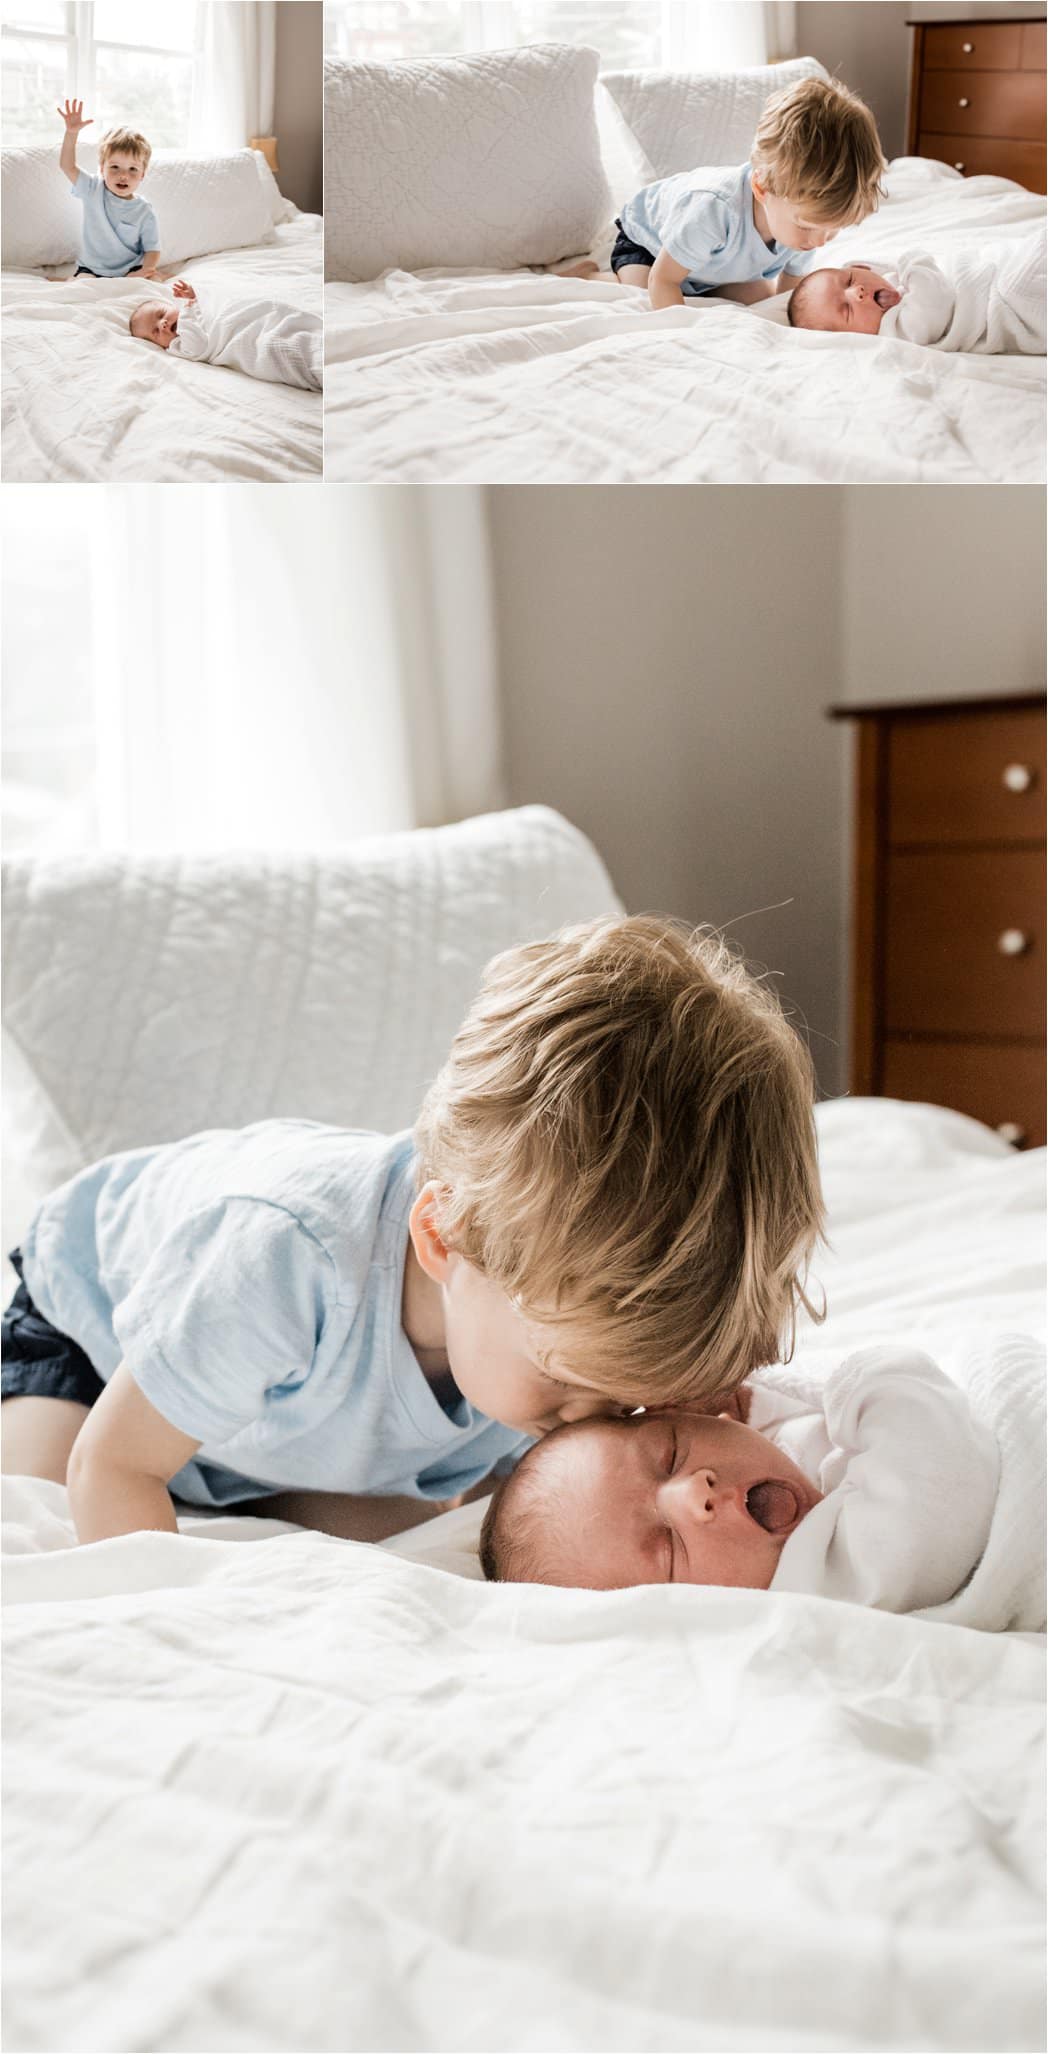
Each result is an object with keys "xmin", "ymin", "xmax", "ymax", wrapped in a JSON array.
[
  {"xmin": 130, "ymin": 279, "xmax": 323, "ymax": 391},
  {"xmin": 2, "ymin": 917, "xmax": 823, "ymax": 1546},
  {"xmin": 613, "ymin": 76, "xmax": 884, "ymax": 310},
  {"xmin": 58, "ymin": 100, "xmax": 159, "ymax": 279},
  {"xmin": 481, "ymin": 1348, "xmax": 999, "ymax": 1615}
]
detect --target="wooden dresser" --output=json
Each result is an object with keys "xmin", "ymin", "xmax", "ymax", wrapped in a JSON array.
[
  {"xmin": 907, "ymin": 15, "xmax": 1047, "ymax": 191},
  {"xmin": 832, "ymin": 695, "xmax": 1046, "ymax": 1148}
]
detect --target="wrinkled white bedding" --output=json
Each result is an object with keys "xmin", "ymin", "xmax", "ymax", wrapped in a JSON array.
[
  {"xmin": 4, "ymin": 1099, "xmax": 1045, "ymax": 2052},
  {"xmin": 2, "ymin": 217, "xmax": 322, "ymax": 480},
  {"xmin": 325, "ymin": 162, "xmax": 1045, "ymax": 482}
]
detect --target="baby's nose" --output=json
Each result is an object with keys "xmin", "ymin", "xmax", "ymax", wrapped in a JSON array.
[{"xmin": 660, "ymin": 1468, "xmax": 720, "ymax": 1522}]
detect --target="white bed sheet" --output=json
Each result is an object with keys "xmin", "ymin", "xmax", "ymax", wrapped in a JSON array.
[
  {"xmin": 2, "ymin": 217, "xmax": 322, "ymax": 482},
  {"xmin": 4, "ymin": 1098, "xmax": 1045, "ymax": 2052},
  {"xmin": 324, "ymin": 163, "xmax": 1045, "ymax": 483}
]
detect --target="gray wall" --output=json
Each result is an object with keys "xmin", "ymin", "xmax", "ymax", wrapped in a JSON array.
[
  {"xmin": 487, "ymin": 487, "xmax": 1045, "ymax": 1100},
  {"xmin": 274, "ymin": 0, "xmax": 323, "ymax": 214},
  {"xmin": 796, "ymin": 0, "xmax": 1046, "ymax": 159}
]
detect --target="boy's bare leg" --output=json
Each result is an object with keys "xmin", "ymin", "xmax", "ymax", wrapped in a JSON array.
[
  {"xmin": 2, "ymin": 1397, "xmax": 89, "ymax": 1483},
  {"xmin": 615, "ymin": 263, "xmax": 653, "ymax": 291}
]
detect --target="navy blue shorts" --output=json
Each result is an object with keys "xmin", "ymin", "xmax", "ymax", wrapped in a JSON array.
[
  {"xmin": 610, "ymin": 219, "xmax": 656, "ymax": 275},
  {"xmin": 1, "ymin": 1250, "xmax": 106, "ymax": 1409}
]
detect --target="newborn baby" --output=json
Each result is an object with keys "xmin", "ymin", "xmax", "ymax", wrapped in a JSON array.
[
  {"xmin": 129, "ymin": 279, "xmax": 322, "ymax": 390},
  {"xmin": 481, "ymin": 1347, "xmax": 999, "ymax": 1615},
  {"xmin": 787, "ymin": 233, "xmax": 1046, "ymax": 354}
]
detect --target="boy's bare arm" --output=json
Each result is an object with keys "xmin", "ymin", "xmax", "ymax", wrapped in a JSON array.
[
  {"xmin": 776, "ymin": 270, "xmax": 805, "ymax": 294},
  {"xmin": 140, "ymin": 251, "xmax": 161, "ymax": 280},
  {"xmin": 648, "ymin": 247, "xmax": 690, "ymax": 310},
  {"xmin": 717, "ymin": 279, "xmax": 777, "ymax": 305},
  {"xmin": 243, "ymin": 1474, "xmax": 495, "ymax": 1541},
  {"xmin": 57, "ymin": 99, "xmax": 91, "ymax": 186},
  {"xmin": 66, "ymin": 1363, "xmax": 201, "ymax": 1543}
]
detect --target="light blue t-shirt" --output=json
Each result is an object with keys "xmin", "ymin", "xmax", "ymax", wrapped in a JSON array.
[
  {"xmin": 621, "ymin": 162, "xmax": 815, "ymax": 297},
  {"xmin": 71, "ymin": 170, "xmax": 160, "ymax": 276},
  {"xmin": 21, "ymin": 1122, "xmax": 529, "ymax": 1508}
]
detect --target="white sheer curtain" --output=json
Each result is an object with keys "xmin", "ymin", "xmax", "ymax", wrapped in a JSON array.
[
  {"xmin": 189, "ymin": 1, "xmax": 276, "ymax": 150},
  {"xmin": 667, "ymin": 2, "xmax": 797, "ymax": 67},
  {"xmin": 86, "ymin": 485, "xmax": 504, "ymax": 853}
]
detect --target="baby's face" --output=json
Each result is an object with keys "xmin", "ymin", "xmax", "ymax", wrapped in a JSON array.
[
  {"xmin": 102, "ymin": 153, "xmax": 146, "ymax": 199},
  {"xmin": 797, "ymin": 262, "xmax": 901, "ymax": 333},
  {"xmin": 518, "ymin": 1409, "xmax": 821, "ymax": 1589},
  {"xmin": 130, "ymin": 302, "xmax": 178, "ymax": 349}
]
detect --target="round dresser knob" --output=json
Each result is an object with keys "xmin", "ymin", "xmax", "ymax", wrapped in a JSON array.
[
  {"xmin": 997, "ymin": 928, "xmax": 1029, "ymax": 956},
  {"xmin": 958, "ymin": 96, "xmax": 971, "ymax": 108},
  {"xmin": 1002, "ymin": 762, "xmax": 1034, "ymax": 793},
  {"xmin": 962, "ymin": 41, "xmax": 974, "ymax": 54},
  {"xmin": 954, "ymin": 161, "xmax": 966, "ymax": 171},
  {"xmin": 997, "ymin": 1121, "xmax": 1025, "ymax": 1147}
]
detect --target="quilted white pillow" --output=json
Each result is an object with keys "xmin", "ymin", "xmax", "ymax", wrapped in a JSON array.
[
  {"xmin": 601, "ymin": 56, "xmax": 829, "ymax": 184},
  {"xmin": 1, "ymin": 807, "xmax": 622, "ymax": 1254},
  {"xmin": 0, "ymin": 144, "xmax": 82, "ymax": 269},
  {"xmin": 1, "ymin": 144, "xmax": 275, "ymax": 270},
  {"xmin": 324, "ymin": 43, "xmax": 611, "ymax": 281}
]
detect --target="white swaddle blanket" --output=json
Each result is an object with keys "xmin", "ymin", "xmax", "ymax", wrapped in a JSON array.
[
  {"xmin": 171, "ymin": 291, "xmax": 322, "ymax": 388},
  {"xmin": 880, "ymin": 234, "xmax": 1046, "ymax": 354},
  {"xmin": 754, "ymin": 1335, "xmax": 1045, "ymax": 1631}
]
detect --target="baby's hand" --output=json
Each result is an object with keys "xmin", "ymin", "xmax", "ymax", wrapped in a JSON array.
[
  {"xmin": 57, "ymin": 99, "xmax": 92, "ymax": 132},
  {"xmin": 171, "ymin": 278, "xmax": 197, "ymax": 302}
]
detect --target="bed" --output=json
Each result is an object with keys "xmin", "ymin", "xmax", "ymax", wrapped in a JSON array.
[
  {"xmin": 3, "ymin": 811, "xmax": 1045, "ymax": 2052},
  {"xmin": 323, "ymin": 38, "xmax": 1045, "ymax": 488},
  {"xmin": 2, "ymin": 147, "xmax": 322, "ymax": 483}
]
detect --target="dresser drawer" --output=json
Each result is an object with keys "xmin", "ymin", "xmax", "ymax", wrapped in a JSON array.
[
  {"xmin": 1021, "ymin": 22, "xmax": 1047, "ymax": 70},
  {"xmin": 918, "ymin": 131, "xmax": 1047, "ymax": 185},
  {"xmin": 884, "ymin": 848, "xmax": 1045, "ymax": 1038},
  {"xmin": 920, "ymin": 68, "xmax": 1046, "ymax": 141},
  {"xmin": 881, "ymin": 1037, "xmax": 1046, "ymax": 1147},
  {"xmin": 923, "ymin": 22, "xmax": 1026, "ymax": 70},
  {"xmin": 887, "ymin": 705, "xmax": 1046, "ymax": 845}
]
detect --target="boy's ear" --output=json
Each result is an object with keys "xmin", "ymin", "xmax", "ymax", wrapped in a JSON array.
[
  {"xmin": 409, "ymin": 1182, "xmax": 453, "ymax": 1283},
  {"xmin": 750, "ymin": 171, "xmax": 768, "ymax": 202}
]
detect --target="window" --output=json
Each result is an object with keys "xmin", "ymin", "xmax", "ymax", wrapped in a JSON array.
[
  {"xmin": 322, "ymin": 1, "xmax": 777, "ymax": 69},
  {"xmin": 1, "ymin": 489, "xmax": 101, "ymax": 853},
  {"xmin": 1, "ymin": 0, "xmax": 199, "ymax": 148}
]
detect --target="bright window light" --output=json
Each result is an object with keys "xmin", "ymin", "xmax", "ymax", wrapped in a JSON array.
[{"xmin": 0, "ymin": 0, "xmax": 199, "ymax": 146}]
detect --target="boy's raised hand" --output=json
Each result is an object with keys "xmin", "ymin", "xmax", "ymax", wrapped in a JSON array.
[{"xmin": 57, "ymin": 99, "xmax": 92, "ymax": 132}]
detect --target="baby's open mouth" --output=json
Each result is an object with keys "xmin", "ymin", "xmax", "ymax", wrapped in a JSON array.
[
  {"xmin": 873, "ymin": 287, "xmax": 900, "ymax": 310},
  {"xmin": 746, "ymin": 1479, "xmax": 800, "ymax": 1534}
]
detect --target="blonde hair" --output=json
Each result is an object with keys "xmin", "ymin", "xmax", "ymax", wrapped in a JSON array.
[
  {"xmin": 752, "ymin": 76, "xmax": 884, "ymax": 226},
  {"xmin": 99, "ymin": 126, "xmax": 152, "ymax": 172},
  {"xmin": 415, "ymin": 916, "xmax": 824, "ymax": 1408}
]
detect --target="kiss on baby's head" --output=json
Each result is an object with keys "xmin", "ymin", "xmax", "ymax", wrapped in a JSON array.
[
  {"xmin": 480, "ymin": 1408, "xmax": 821, "ymax": 1589},
  {"xmin": 787, "ymin": 262, "xmax": 902, "ymax": 333}
]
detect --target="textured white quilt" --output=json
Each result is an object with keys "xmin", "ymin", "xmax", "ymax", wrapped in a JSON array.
[
  {"xmin": 325, "ymin": 162, "xmax": 1045, "ymax": 483},
  {"xmin": 4, "ymin": 1099, "xmax": 1045, "ymax": 2052},
  {"xmin": 2, "ymin": 217, "xmax": 322, "ymax": 481}
]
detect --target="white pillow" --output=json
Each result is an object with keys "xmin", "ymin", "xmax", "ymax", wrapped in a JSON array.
[
  {"xmin": 0, "ymin": 807, "xmax": 622, "ymax": 1241},
  {"xmin": 1, "ymin": 144, "xmax": 274, "ymax": 270},
  {"xmin": 600, "ymin": 56, "xmax": 829, "ymax": 185},
  {"xmin": 1, "ymin": 144, "xmax": 82, "ymax": 269},
  {"xmin": 324, "ymin": 43, "xmax": 611, "ymax": 281}
]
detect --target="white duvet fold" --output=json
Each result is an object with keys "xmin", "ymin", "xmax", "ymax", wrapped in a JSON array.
[
  {"xmin": 882, "ymin": 232, "xmax": 1047, "ymax": 354},
  {"xmin": 172, "ymin": 290, "xmax": 322, "ymax": 388}
]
